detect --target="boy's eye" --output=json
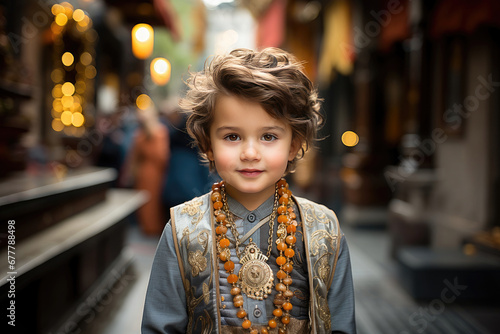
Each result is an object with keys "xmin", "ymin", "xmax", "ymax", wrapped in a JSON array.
[
  {"xmin": 224, "ymin": 134, "xmax": 240, "ymax": 141},
  {"xmin": 262, "ymin": 134, "xmax": 277, "ymax": 141}
]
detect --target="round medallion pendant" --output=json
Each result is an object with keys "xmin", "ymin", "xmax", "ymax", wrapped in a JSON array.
[{"xmin": 239, "ymin": 243, "xmax": 274, "ymax": 300}]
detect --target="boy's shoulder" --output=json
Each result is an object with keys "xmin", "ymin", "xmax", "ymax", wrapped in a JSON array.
[
  {"xmin": 170, "ymin": 192, "xmax": 211, "ymax": 223},
  {"xmin": 294, "ymin": 196, "xmax": 338, "ymax": 218},
  {"xmin": 293, "ymin": 195, "xmax": 341, "ymax": 231}
]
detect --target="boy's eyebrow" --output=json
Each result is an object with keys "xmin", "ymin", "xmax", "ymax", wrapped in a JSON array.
[
  {"xmin": 262, "ymin": 126, "xmax": 286, "ymax": 132},
  {"xmin": 215, "ymin": 126, "xmax": 240, "ymax": 134},
  {"xmin": 215, "ymin": 126, "xmax": 286, "ymax": 133}
]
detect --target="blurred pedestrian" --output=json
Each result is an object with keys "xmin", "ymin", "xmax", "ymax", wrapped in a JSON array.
[
  {"xmin": 159, "ymin": 102, "xmax": 210, "ymax": 219},
  {"xmin": 122, "ymin": 102, "xmax": 169, "ymax": 236}
]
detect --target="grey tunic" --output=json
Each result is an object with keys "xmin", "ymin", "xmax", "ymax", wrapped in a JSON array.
[{"xmin": 142, "ymin": 194, "xmax": 356, "ymax": 333}]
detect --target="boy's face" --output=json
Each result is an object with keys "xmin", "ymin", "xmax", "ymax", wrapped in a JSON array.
[{"xmin": 207, "ymin": 95, "xmax": 299, "ymax": 209}]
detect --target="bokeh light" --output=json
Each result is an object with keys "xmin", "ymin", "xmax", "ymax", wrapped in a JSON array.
[
  {"xmin": 80, "ymin": 52, "xmax": 92, "ymax": 66},
  {"xmin": 341, "ymin": 131, "xmax": 359, "ymax": 147},
  {"xmin": 61, "ymin": 111, "xmax": 73, "ymax": 126},
  {"xmin": 136, "ymin": 94, "xmax": 152, "ymax": 110},
  {"xmin": 51, "ymin": 69, "xmax": 64, "ymax": 83},
  {"xmin": 135, "ymin": 26, "xmax": 151, "ymax": 42},
  {"xmin": 131, "ymin": 24, "xmax": 154, "ymax": 59},
  {"xmin": 150, "ymin": 58, "xmax": 171, "ymax": 85},
  {"xmin": 73, "ymin": 9, "xmax": 85, "ymax": 22},
  {"xmin": 72, "ymin": 112, "xmax": 85, "ymax": 127},
  {"xmin": 85, "ymin": 65, "xmax": 97, "ymax": 79},
  {"xmin": 55, "ymin": 13, "xmax": 68, "ymax": 26},
  {"xmin": 52, "ymin": 118, "xmax": 64, "ymax": 132},
  {"xmin": 62, "ymin": 52, "xmax": 74, "ymax": 66},
  {"xmin": 61, "ymin": 95, "xmax": 74, "ymax": 108},
  {"xmin": 52, "ymin": 84, "xmax": 63, "ymax": 98},
  {"xmin": 62, "ymin": 82, "xmax": 75, "ymax": 96}
]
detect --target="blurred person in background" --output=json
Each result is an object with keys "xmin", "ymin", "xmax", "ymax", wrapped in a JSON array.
[
  {"xmin": 95, "ymin": 108, "xmax": 134, "ymax": 186},
  {"xmin": 122, "ymin": 101, "xmax": 170, "ymax": 235},
  {"xmin": 159, "ymin": 98, "xmax": 210, "ymax": 219}
]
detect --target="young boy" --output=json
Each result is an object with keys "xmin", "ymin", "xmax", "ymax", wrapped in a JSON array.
[{"xmin": 142, "ymin": 48, "xmax": 356, "ymax": 334}]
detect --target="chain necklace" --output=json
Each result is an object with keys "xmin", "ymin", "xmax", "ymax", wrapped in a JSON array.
[
  {"xmin": 220, "ymin": 184, "xmax": 278, "ymax": 259},
  {"xmin": 212, "ymin": 178, "xmax": 298, "ymax": 334},
  {"xmin": 221, "ymin": 183, "xmax": 278, "ymax": 300}
]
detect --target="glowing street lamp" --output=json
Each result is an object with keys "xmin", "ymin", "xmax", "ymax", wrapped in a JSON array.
[
  {"xmin": 150, "ymin": 57, "xmax": 171, "ymax": 85},
  {"xmin": 132, "ymin": 24, "xmax": 154, "ymax": 59}
]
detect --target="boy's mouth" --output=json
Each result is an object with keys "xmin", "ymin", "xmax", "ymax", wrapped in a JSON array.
[{"xmin": 238, "ymin": 169, "xmax": 263, "ymax": 177}]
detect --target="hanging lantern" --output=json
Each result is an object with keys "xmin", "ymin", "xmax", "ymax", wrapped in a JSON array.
[
  {"xmin": 132, "ymin": 23, "xmax": 154, "ymax": 59},
  {"xmin": 150, "ymin": 57, "xmax": 171, "ymax": 85}
]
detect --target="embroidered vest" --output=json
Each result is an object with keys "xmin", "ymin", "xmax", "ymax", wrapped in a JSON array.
[{"xmin": 170, "ymin": 193, "xmax": 342, "ymax": 333}]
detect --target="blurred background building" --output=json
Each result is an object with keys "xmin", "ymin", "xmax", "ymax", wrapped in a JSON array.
[{"xmin": 0, "ymin": 0, "xmax": 499, "ymax": 333}]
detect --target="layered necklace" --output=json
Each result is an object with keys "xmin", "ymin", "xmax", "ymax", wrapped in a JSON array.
[{"xmin": 212, "ymin": 178, "xmax": 298, "ymax": 334}]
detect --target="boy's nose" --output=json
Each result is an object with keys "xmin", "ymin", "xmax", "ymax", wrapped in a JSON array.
[{"xmin": 241, "ymin": 142, "xmax": 260, "ymax": 161}]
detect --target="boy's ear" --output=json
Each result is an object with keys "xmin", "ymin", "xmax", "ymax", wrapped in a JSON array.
[
  {"xmin": 288, "ymin": 138, "xmax": 302, "ymax": 161},
  {"xmin": 207, "ymin": 148, "xmax": 214, "ymax": 161}
]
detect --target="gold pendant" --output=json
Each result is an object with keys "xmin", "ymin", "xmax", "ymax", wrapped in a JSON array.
[{"xmin": 239, "ymin": 241, "xmax": 274, "ymax": 300}]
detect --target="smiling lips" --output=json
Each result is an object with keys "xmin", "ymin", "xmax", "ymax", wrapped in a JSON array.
[{"xmin": 238, "ymin": 169, "xmax": 263, "ymax": 177}]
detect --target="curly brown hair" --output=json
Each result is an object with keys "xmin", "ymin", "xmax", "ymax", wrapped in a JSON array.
[{"xmin": 180, "ymin": 47, "xmax": 323, "ymax": 173}]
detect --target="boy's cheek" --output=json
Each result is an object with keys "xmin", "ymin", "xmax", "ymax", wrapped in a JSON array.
[
  {"xmin": 209, "ymin": 150, "xmax": 232, "ymax": 167},
  {"xmin": 217, "ymin": 153, "xmax": 235, "ymax": 166}
]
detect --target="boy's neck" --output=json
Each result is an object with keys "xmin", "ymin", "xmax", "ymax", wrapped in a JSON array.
[
  {"xmin": 230, "ymin": 194, "xmax": 265, "ymax": 212},
  {"xmin": 224, "ymin": 184, "xmax": 274, "ymax": 211},
  {"xmin": 226, "ymin": 192, "xmax": 275, "ymax": 219}
]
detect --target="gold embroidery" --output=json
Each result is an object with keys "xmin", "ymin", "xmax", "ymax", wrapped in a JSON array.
[
  {"xmin": 175, "ymin": 194, "xmax": 216, "ymax": 333},
  {"xmin": 184, "ymin": 227, "xmax": 210, "ymax": 277},
  {"xmin": 316, "ymin": 291, "xmax": 332, "ymax": 331},
  {"xmin": 301, "ymin": 203, "xmax": 329, "ymax": 227},
  {"xmin": 203, "ymin": 283, "xmax": 210, "ymax": 305},
  {"xmin": 293, "ymin": 220, "xmax": 305, "ymax": 266},
  {"xmin": 198, "ymin": 230, "xmax": 209, "ymax": 255},
  {"xmin": 182, "ymin": 199, "xmax": 203, "ymax": 216},
  {"xmin": 310, "ymin": 230, "xmax": 337, "ymax": 286},
  {"xmin": 185, "ymin": 277, "xmax": 210, "ymax": 333},
  {"xmin": 309, "ymin": 229, "xmax": 336, "ymax": 256},
  {"xmin": 188, "ymin": 249, "xmax": 208, "ymax": 277},
  {"xmin": 181, "ymin": 227, "xmax": 190, "ymax": 246},
  {"xmin": 181, "ymin": 198, "xmax": 206, "ymax": 226},
  {"xmin": 196, "ymin": 309, "xmax": 214, "ymax": 334},
  {"xmin": 184, "ymin": 278, "xmax": 194, "ymax": 333},
  {"xmin": 182, "ymin": 240, "xmax": 212, "ymax": 327},
  {"xmin": 317, "ymin": 255, "xmax": 331, "ymax": 283}
]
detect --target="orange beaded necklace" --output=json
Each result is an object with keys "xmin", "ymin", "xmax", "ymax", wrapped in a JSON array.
[{"xmin": 212, "ymin": 178, "xmax": 297, "ymax": 334}]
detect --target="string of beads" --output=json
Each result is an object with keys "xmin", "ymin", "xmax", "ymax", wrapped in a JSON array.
[{"xmin": 212, "ymin": 178, "xmax": 297, "ymax": 334}]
